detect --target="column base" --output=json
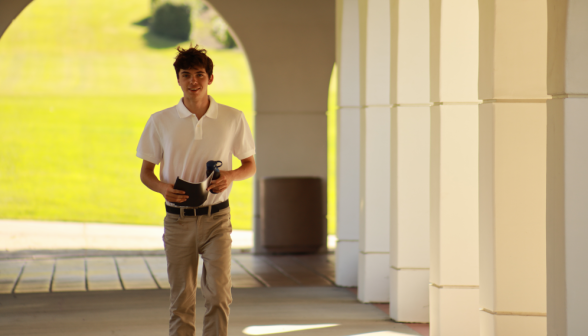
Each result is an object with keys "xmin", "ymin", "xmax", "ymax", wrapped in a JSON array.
[
  {"xmin": 335, "ymin": 240, "xmax": 359, "ymax": 287},
  {"xmin": 389, "ymin": 268, "xmax": 429, "ymax": 322},
  {"xmin": 358, "ymin": 252, "xmax": 389, "ymax": 303},
  {"xmin": 430, "ymin": 286, "xmax": 479, "ymax": 336},
  {"xmin": 480, "ymin": 310, "xmax": 546, "ymax": 336}
]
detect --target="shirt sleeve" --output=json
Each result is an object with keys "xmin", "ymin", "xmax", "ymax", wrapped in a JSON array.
[
  {"xmin": 136, "ymin": 115, "xmax": 163, "ymax": 164},
  {"xmin": 232, "ymin": 112, "xmax": 256, "ymax": 160}
]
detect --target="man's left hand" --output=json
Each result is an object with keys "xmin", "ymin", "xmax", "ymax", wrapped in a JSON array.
[{"xmin": 207, "ymin": 170, "xmax": 234, "ymax": 193}]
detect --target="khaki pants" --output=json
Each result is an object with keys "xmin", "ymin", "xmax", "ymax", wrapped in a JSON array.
[{"xmin": 163, "ymin": 206, "xmax": 233, "ymax": 336}]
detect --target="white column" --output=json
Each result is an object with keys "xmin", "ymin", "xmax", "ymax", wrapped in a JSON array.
[
  {"xmin": 429, "ymin": 0, "xmax": 480, "ymax": 335},
  {"xmin": 478, "ymin": 0, "xmax": 548, "ymax": 335},
  {"xmin": 335, "ymin": 0, "xmax": 361, "ymax": 287},
  {"xmin": 357, "ymin": 0, "xmax": 391, "ymax": 303},
  {"xmin": 547, "ymin": 1, "xmax": 588, "ymax": 335},
  {"xmin": 388, "ymin": 0, "xmax": 430, "ymax": 322}
]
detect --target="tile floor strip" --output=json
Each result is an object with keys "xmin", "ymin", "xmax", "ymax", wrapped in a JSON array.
[
  {"xmin": 292, "ymin": 255, "xmax": 336, "ymax": 284},
  {"xmin": 143, "ymin": 256, "xmax": 162, "ymax": 289},
  {"xmin": 144, "ymin": 256, "xmax": 169, "ymax": 289},
  {"xmin": 232, "ymin": 254, "xmax": 297, "ymax": 287},
  {"xmin": 232, "ymin": 257, "xmax": 269, "ymax": 287},
  {"xmin": 84, "ymin": 259, "xmax": 88, "ymax": 291},
  {"xmin": 264, "ymin": 256, "xmax": 332, "ymax": 286},
  {"xmin": 116, "ymin": 257, "xmax": 158, "ymax": 290},
  {"xmin": 231, "ymin": 259, "xmax": 266, "ymax": 288},
  {"xmin": 48, "ymin": 260, "xmax": 57, "ymax": 292},
  {"xmin": 52, "ymin": 258, "xmax": 86, "ymax": 292},
  {"xmin": 14, "ymin": 259, "xmax": 55, "ymax": 293},
  {"xmin": 0, "ymin": 260, "xmax": 25, "ymax": 294},
  {"xmin": 86, "ymin": 257, "xmax": 122, "ymax": 291},
  {"xmin": 145, "ymin": 258, "xmax": 162, "ymax": 290},
  {"xmin": 113, "ymin": 256, "xmax": 126, "ymax": 290},
  {"xmin": 261, "ymin": 256, "xmax": 302, "ymax": 285}
]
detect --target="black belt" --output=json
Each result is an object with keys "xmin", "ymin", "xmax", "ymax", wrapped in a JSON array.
[{"xmin": 165, "ymin": 200, "xmax": 229, "ymax": 216}]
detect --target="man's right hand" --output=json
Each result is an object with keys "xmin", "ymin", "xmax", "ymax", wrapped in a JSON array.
[
  {"xmin": 160, "ymin": 184, "xmax": 189, "ymax": 203},
  {"xmin": 141, "ymin": 160, "xmax": 189, "ymax": 203}
]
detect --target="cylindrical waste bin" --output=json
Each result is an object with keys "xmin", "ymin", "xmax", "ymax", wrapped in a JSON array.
[{"xmin": 259, "ymin": 177, "xmax": 324, "ymax": 253}]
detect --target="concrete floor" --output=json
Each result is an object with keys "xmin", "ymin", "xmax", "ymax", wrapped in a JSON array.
[
  {"xmin": 0, "ymin": 287, "xmax": 419, "ymax": 336},
  {"xmin": 0, "ymin": 219, "xmax": 428, "ymax": 336}
]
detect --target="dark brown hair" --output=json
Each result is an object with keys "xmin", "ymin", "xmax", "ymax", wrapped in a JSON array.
[{"xmin": 173, "ymin": 45, "xmax": 214, "ymax": 79}]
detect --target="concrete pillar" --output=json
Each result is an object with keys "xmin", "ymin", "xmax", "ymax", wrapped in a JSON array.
[
  {"xmin": 335, "ymin": 0, "xmax": 361, "ymax": 287},
  {"xmin": 207, "ymin": 0, "xmax": 335, "ymax": 254},
  {"xmin": 546, "ymin": 1, "xmax": 588, "ymax": 335},
  {"xmin": 478, "ymin": 0, "xmax": 548, "ymax": 335},
  {"xmin": 357, "ymin": 0, "xmax": 391, "ymax": 303},
  {"xmin": 429, "ymin": 0, "xmax": 480, "ymax": 335},
  {"xmin": 388, "ymin": 0, "xmax": 430, "ymax": 322}
]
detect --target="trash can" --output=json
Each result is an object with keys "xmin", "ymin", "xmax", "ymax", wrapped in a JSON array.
[{"xmin": 259, "ymin": 177, "xmax": 324, "ymax": 254}]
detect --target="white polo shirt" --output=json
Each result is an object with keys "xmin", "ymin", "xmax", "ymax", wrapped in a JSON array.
[{"xmin": 137, "ymin": 96, "xmax": 255, "ymax": 207}]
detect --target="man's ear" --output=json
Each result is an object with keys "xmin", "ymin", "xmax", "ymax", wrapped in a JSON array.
[{"xmin": 209, "ymin": 74, "xmax": 214, "ymax": 85}]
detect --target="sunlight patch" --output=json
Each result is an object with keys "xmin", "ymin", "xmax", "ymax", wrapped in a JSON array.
[
  {"xmin": 348, "ymin": 331, "xmax": 414, "ymax": 336},
  {"xmin": 242, "ymin": 324, "xmax": 339, "ymax": 335}
]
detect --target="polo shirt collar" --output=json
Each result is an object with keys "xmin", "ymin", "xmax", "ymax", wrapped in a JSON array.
[{"xmin": 176, "ymin": 96, "xmax": 218, "ymax": 119}]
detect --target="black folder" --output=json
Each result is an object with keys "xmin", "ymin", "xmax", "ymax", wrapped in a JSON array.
[{"xmin": 171, "ymin": 173, "xmax": 214, "ymax": 207}]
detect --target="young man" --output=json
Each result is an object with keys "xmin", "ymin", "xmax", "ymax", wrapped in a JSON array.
[{"xmin": 137, "ymin": 45, "xmax": 256, "ymax": 336}]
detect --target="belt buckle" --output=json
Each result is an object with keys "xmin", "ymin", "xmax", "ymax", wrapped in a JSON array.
[{"xmin": 179, "ymin": 207, "xmax": 195, "ymax": 219}]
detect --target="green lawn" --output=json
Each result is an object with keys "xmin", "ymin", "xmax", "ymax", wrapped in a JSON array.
[{"xmin": 0, "ymin": 0, "xmax": 337, "ymax": 233}]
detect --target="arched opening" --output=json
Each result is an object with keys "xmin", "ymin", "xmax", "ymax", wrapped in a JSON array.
[{"xmin": 0, "ymin": 0, "xmax": 255, "ymax": 232}]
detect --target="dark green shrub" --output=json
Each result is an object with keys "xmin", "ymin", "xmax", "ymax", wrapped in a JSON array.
[
  {"xmin": 224, "ymin": 30, "xmax": 236, "ymax": 48},
  {"xmin": 149, "ymin": 3, "xmax": 191, "ymax": 41}
]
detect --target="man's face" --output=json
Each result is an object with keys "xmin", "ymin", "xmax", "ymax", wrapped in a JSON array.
[{"xmin": 177, "ymin": 67, "xmax": 213, "ymax": 100}]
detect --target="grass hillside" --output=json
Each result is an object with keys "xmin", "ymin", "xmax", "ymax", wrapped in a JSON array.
[{"xmin": 0, "ymin": 0, "xmax": 337, "ymax": 233}]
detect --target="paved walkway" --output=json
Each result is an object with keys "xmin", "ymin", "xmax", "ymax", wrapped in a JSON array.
[
  {"xmin": 0, "ymin": 219, "xmax": 336, "ymax": 255},
  {"xmin": 1, "ymin": 219, "xmax": 250, "ymax": 252}
]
